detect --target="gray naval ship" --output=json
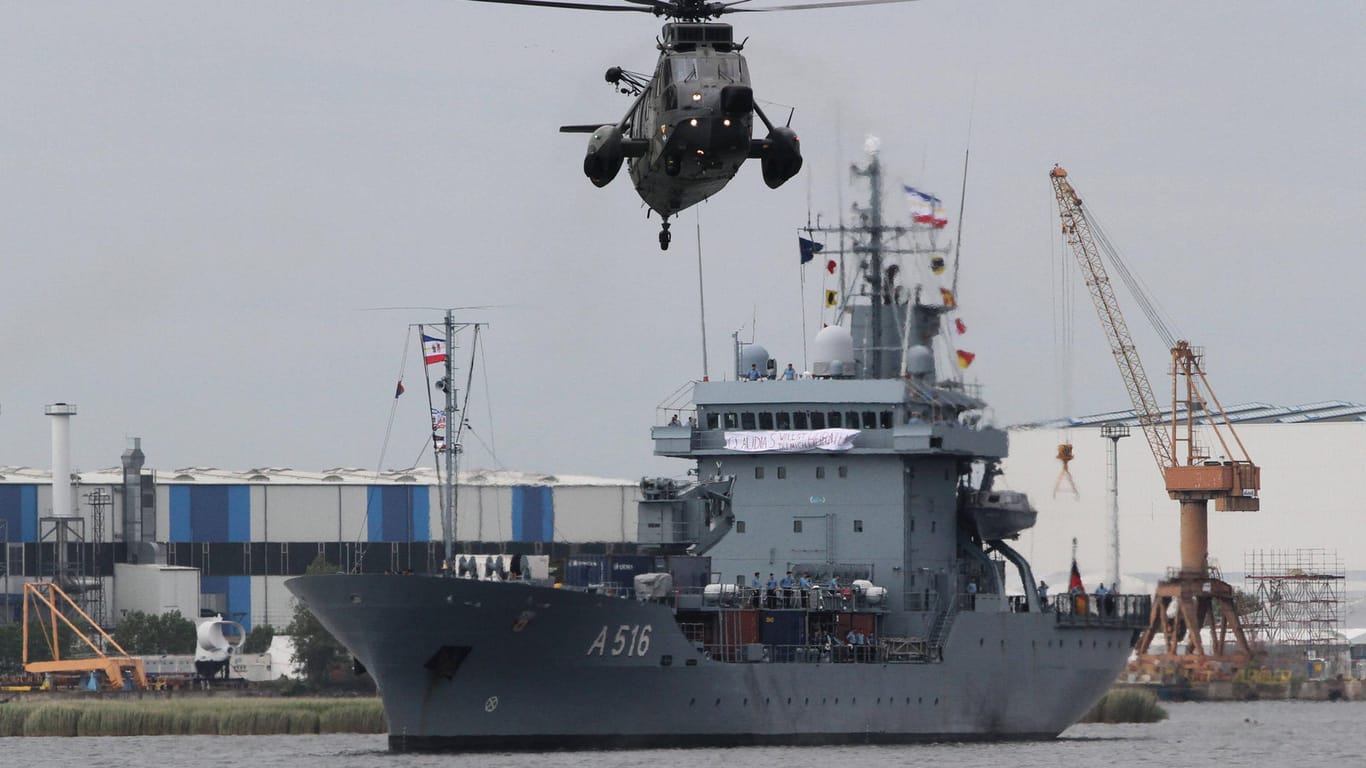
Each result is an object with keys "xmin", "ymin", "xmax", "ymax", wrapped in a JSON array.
[{"xmin": 287, "ymin": 152, "xmax": 1149, "ymax": 752}]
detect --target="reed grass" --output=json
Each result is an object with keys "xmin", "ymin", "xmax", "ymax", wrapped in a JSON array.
[
  {"xmin": 1080, "ymin": 688, "xmax": 1168, "ymax": 724},
  {"xmin": 0, "ymin": 697, "xmax": 385, "ymax": 737}
]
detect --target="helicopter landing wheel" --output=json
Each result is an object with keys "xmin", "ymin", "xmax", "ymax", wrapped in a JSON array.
[{"xmin": 659, "ymin": 222, "xmax": 672, "ymax": 250}]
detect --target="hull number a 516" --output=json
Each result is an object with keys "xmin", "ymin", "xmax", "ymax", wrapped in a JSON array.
[{"xmin": 587, "ymin": 624, "xmax": 652, "ymax": 657}]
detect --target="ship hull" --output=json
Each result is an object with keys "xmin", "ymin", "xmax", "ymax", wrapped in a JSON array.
[{"xmin": 288, "ymin": 574, "xmax": 1135, "ymax": 752}]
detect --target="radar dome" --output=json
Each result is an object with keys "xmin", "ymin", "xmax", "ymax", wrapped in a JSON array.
[
  {"xmin": 905, "ymin": 345, "xmax": 934, "ymax": 377},
  {"xmin": 739, "ymin": 344, "xmax": 770, "ymax": 378},
  {"xmin": 812, "ymin": 326, "xmax": 854, "ymax": 377}
]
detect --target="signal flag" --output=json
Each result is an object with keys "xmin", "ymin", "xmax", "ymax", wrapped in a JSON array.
[
  {"xmin": 956, "ymin": 350, "xmax": 975, "ymax": 369},
  {"xmin": 799, "ymin": 237, "xmax": 824, "ymax": 264},
  {"xmin": 422, "ymin": 331, "xmax": 448, "ymax": 366},
  {"xmin": 824, "ymin": 290, "xmax": 838, "ymax": 308}
]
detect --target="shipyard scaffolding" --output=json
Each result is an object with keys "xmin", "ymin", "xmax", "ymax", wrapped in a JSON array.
[{"xmin": 1243, "ymin": 549, "xmax": 1345, "ymax": 650}]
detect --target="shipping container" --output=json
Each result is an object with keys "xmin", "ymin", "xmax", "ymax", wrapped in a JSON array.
[
  {"xmin": 561, "ymin": 556, "xmax": 606, "ymax": 588},
  {"xmin": 604, "ymin": 555, "xmax": 657, "ymax": 590},
  {"xmin": 705, "ymin": 609, "xmax": 761, "ymax": 649}
]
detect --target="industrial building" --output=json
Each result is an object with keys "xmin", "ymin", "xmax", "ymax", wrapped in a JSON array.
[{"xmin": 0, "ymin": 443, "xmax": 638, "ymax": 631}]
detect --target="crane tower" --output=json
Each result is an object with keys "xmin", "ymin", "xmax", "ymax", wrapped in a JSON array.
[{"xmin": 1050, "ymin": 167, "xmax": 1261, "ymax": 679}]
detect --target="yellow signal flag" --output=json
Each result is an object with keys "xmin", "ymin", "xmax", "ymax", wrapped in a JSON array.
[
  {"xmin": 824, "ymin": 289, "xmax": 838, "ymax": 308},
  {"xmin": 940, "ymin": 287, "xmax": 956, "ymax": 308},
  {"xmin": 931, "ymin": 255, "xmax": 946, "ymax": 275}
]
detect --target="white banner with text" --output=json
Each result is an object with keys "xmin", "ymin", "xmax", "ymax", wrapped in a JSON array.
[{"xmin": 723, "ymin": 428, "xmax": 860, "ymax": 453}]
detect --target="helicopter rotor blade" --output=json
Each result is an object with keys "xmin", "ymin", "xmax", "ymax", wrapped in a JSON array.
[
  {"xmin": 728, "ymin": 0, "xmax": 922, "ymax": 13},
  {"xmin": 464, "ymin": 0, "xmax": 654, "ymax": 13}
]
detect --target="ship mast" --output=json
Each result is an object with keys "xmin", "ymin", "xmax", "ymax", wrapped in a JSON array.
[
  {"xmin": 803, "ymin": 140, "xmax": 952, "ymax": 380},
  {"xmin": 442, "ymin": 309, "xmax": 456, "ymax": 567},
  {"xmin": 434, "ymin": 311, "xmax": 486, "ymax": 570},
  {"xmin": 850, "ymin": 151, "xmax": 885, "ymax": 378}
]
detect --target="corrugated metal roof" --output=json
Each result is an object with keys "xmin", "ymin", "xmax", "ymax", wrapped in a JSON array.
[
  {"xmin": 0, "ymin": 466, "xmax": 635, "ymax": 487},
  {"xmin": 1019, "ymin": 400, "xmax": 1366, "ymax": 429}
]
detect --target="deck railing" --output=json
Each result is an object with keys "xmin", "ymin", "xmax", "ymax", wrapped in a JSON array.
[{"xmin": 1050, "ymin": 593, "xmax": 1151, "ymax": 629}]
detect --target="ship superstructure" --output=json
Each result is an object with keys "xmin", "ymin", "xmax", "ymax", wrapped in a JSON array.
[{"xmin": 286, "ymin": 147, "xmax": 1149, "ymax": 751}]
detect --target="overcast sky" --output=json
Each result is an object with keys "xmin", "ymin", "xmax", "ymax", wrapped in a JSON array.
[{"xmin": 2, "ymin": 1, "xmax": 1362, "ymax": 481}]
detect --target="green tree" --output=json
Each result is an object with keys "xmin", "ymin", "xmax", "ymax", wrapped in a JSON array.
[
  {"xmin": 113, "ymin": 611, "xmax": 196, "ymax": 655},
  {"xmin": 242, "ymin": 623, "xmax": 276, "ymax": 654},
  {"xmin": 0, "ymin": 619, "xmax": 77, "ymax": 672},
  {"xmin": 286, "ymin": 555, "xmax": 346, "ymax": 686},
  {"xmin": 1232, "ymin": 588, "xmax": 1264, "ymax": 618}
]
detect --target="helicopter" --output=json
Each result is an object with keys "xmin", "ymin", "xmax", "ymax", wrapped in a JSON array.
[{"xmin": 467, "ymin": 0, "xmax": 920, "ymax": 249}]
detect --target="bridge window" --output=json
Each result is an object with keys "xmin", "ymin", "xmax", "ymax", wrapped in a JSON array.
[
  {"xmin": 793, "ymin": 412, "xmax": 809, "ymax": 430},
  {"xmin": 776, "ymin": 412, "xmax": 791, "ymax": 430},
  {"xmin": 741, "ymin": 413, "xmax": 756, "ymax": 430},
  {"xmin": 846, "ymin": 411, "xmax": 859, "ymax": 427},
  {"xmin": 810, "ymin": 411, "xmax": 826, "ymax": 429},
  {"xmin": 827, "ymin": 411, "xmax": 842, "ymax": 428},
  {"xmin": 706, "ymin": 413, "xmax": 719, "ymax": 430},
  {"xmin": 724, "ymin": 412, "xmax": 738, "ymax": 429},
  {"xmin": 880, "ymin": 411, "xmax": 893, "ymax": 429},
  {"xmin": 861, "ymin": 411, "xmax": 876, "ymax": 429},
  {"xmin": 759, "ymin": 412, "xmax": 774, "ymax": 430}
]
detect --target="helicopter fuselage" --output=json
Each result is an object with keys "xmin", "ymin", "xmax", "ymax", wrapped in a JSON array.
[
  {"xmin": 564, "ymin": 21, "xmax": 802, "ymax": 248},
  {"xmin": 627, "ymin": 25, "xmax": 755, "ymax": 219}
]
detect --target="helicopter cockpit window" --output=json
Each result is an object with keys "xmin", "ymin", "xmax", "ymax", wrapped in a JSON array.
[
  {"xmin": 671, "ymin": 57, "xmax": 699, "ymax": 83},
  {"xmin": 671, "ymin": 57, "xmax": 743, "ymax": 85},
  {"xmin": 715, "ymin": 57, "xmax": 741, "ymax": 83}
]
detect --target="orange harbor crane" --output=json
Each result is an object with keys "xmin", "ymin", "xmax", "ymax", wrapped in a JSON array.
[
  {"xmin": 22, "ymin": 582, "xmax": 149, "ymax": 690},
  {"xmin": 1050, "ymin": 166, "xmax": 1262, "ymax": 681}
]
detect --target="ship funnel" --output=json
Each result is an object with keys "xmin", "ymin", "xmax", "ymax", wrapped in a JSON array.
[{"xmin": 44, "ymin": 403, "xmax": 78, "ymax": 518}]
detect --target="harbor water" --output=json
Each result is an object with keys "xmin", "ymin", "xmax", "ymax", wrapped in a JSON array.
[{"xmin": 1, "ymin": 701, "xmax": 1362, "ymax": 766}]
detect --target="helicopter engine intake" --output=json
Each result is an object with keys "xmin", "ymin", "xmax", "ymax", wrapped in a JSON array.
[
  {"xmin": 584, "ymin": 125, "xmax": 626, "ymax": 187},
  {"xmin": 758, "ymin": 127, "xmax": 802, "ymax": 189}
]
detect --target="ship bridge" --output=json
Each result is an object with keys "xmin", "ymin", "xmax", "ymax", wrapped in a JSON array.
[{"xmin": 652, "ymin": 379, "xmax": 1006, "ymax": 460}]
